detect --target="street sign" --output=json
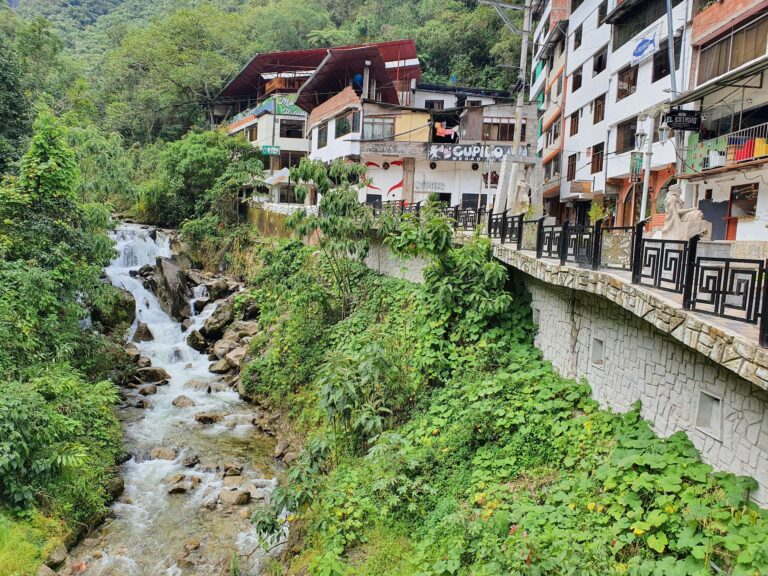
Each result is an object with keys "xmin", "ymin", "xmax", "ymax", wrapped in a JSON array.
[
  {"xmin": 261, "ymin": 145, "xmax": 281, "ymax": 156},
  {"xmin": 664, "ymin": 109, "xmax": 701, "ymax": 131}
]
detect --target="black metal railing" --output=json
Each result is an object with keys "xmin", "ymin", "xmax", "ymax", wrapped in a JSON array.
[{"xmin": 365, "ymin": 203, "xmax": 768, "ymax": 347}]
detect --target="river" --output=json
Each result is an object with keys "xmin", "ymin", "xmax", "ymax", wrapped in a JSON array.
[{"xmin": 70, "ymin": 224, "xmax": 283, "ymax": 576}]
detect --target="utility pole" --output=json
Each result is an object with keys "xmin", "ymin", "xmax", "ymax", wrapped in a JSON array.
[
  {"xmin": 665, "ymin": 0, "xmax": 688, "ymax": 206},
  {"xmin": 481, "ymin": 0, "xmax": 531, "ymax": 214}
]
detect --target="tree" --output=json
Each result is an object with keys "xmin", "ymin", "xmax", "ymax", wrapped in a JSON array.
[
  {"xmin": 287, "ymin": 158, "xmax": 370, "ymax": 318},
  {"xmin": 0, "ymin": 35, "xmax": 29, "ymax": 174}
]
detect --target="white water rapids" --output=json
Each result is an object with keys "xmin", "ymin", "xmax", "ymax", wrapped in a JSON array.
[{"xmin": 71, "ymin": 224, "xmax": 283, "ymax": 576}]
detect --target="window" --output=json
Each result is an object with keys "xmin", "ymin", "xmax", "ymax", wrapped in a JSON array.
[
  {"xmin": 593, "ymin": 45, "xmax": 608, "ymax": 75},
  {"xmin": 556, "ymin": 75, "xmax": 563, "ymax": 96},
  {"xmin": 545, "ymin": 119, "xmax": 561, "ymax": 147},
  {"xmin": 592, "ymin": 94, "xmax": 605, "ymax": 124},
  {"xmin": 652, "ymin": 36, "xmax": 683, "ymax": 82},
  {"xmin": 245, "ymin": 125, "xmax": 257, "ymax": 142},
  {"xmin": 698, "ymin": 13, "xmax": 768, "ymax": 85},
  {"xmin": 597, "ymin": 0, "xmax": 608, "ymax": 25},
  {"xmin": 696, "ymin": 391, "xmax": 722, "ymax": 440},
  {"xmin": 591, "ymin": 337, "xmax": 604, "ymax": 365},
  {"xmin": 567, "ymin": 153, "xmax": 577, "ymax": 181},
  {"xmin": 335, "ymin": 110, "xmax": 360, "ymax": 139},
  {"xmin": 483, "ymin": 118, "xmax": 524, "ymax": 141},
  {"xmin": 466, "ymin": 99, "xmax": 482, "ymax": 107},
  {"xmin": 730, "ymin": 183, "xmax": 758, "ymax": 219},
  {"xmin": 591, "ymin": 142, "xmax": 604, "ymax": 174},
  {"xmin": 544, "ymin": 153, "xmax": 561, "ymax": 181},
  {"xmin": 617, "ymin": 64, "xmax": 638, "ymax": 100},
  {"xmin": 425, "ymin": 100, "xmax": 445, "ymax": 110},
  {"xmin": 279, "ymin": 150, "xmax": 305, "ymax": 170},
  {"xmin": 574, "ymin": 25, "xmax": 583, "ymax": 49},
  {"xmin": 614, "ymin": 0, "xmax": 684, "ymax": 50},
  {"xmin": 570, "ymin": 111, "xmax": 579, "ymax": 136},
  {"xmin": 363, "ymin": 116, "xmax": 395, "ymax": 140},
  {"xmin": 279, "ymin": 119, "xmax": 304, "ymax": 139},
  {"xmin": 572, "ymin": 66, "xmax": 583, "ymax": 92},
  {"xmin": 317, "ymin": 123, "xmax": 328, "ymax": 148},
  {"xmin": 616, "ymin": 117, "xmax": 638, "ymax": 154},
  {"xmin": 571, "ymin": 0, "xmax": 584, "ymax": 11}
]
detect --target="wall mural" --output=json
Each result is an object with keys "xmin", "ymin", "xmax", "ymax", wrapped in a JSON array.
[{"xmin": 365, "ymin": 159, "xmax": 404, "ymax": 199}]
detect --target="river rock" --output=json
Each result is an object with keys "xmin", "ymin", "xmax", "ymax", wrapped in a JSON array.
[
  {"xmin": 137, "ymin": 356, "xmax": 152, "ymax": 368},
  {"xmin": 213, "ymin": 339, "xmax": 238, "ymax": 359},
  {"xmin": 184, "ymin": 538, "xmax": 200, "ymax": 552},
  {"xmin": 154, "ymin": 257, "xmax": 191, "ymax": 321},
  {"xmin": 223, "ymin": 462, "xmax": 243, "ymax": 476},
  {"xmin": 274, "ymin": 440, "xmax": 290, "ymax": 459},
  {"xmin": 37, "ymin": 566, "xmax": 57, "ymax": 576},
  {"xmin": 182, "ymin": 454, "xmax": 200, "ymax": 468},
  {"xmin": 223, "ymin": 475, "xmax": 243, "ymax": 488},
  {"xmin": 172, "ymin": 395, "xmax": 195, "ymax": 408},
  {"xmin": 133, "ymin": 322, "xmax": 154, "ymax": 343},
  {"xmin": 208, "ymin": 359, "xmax": 231, "ymax": 374},
  {"xmin": 194, "ymin": 412, "xmax": 224, "ymax": 425},
  {"xmin": 46, "ymin": 543, "xmax": 68, "ymax": 568},
  {"xmin": 202, "ymin": 296, "xmax": 235, "ymax": 340},
  {"xmin": 231, "ymin": 320, "xmax": 260, "ymax": 338},
  {"xmin": 219, "ymin": 489, "xmax": 250, "ymax": 506},
  {"xmin": 207, "ymin": 278, "xmax": 232, "ymax": 301},
  {"xmin": 124, "ymin": 344, "xmax": 141, "ymax": 363},
  {"xmin": 138, "ymin": 264, "xmax": 155, "ymax": 277},
  {"xmin": 246, "ymin": 485, "xmax": 270, "ymax": 502},
  {"xmin": 167, "ymin": 482, "xmax": 191, "ymax": 495},
  {"xmin": 186, "ymin": 378, "xmax": 228, "ymax": 393},
  {"xmin": 93, "ymin": 287, "xmax": 136, "ymax": 331},
  {"xmin": 193, "ymin": 298, "xmax": 210, "ymax": 313},
  {"xmin": 181, "ymin": 319, "xmax": 193, "ymax": 331},
  {"xmin": 185, "ymin": 270, "xmax": 206, "ymax": 286},
  {"xmin": 186, "ymin": 330, "xmax": 207, "ymax": 352},
  {"xmin": 139, "ymin": 383, "xmax": 157, "ymax": 396},
  {"xmin": 107, "ymin": 476, "xmax": 125, "ymax": 499},
  {"xmin": 137, "ymin": 366, "xmax": 171, "ymax": 383},
  {"xmin": 150, "ymin": 447, "xmax": 177, "ymax": 460},
  {"xmin": 283, "ymin": 452, "xmax": 299, "ymax": 465},
  {"xmin": 225, "ymin": 347, "xmax": 247, "ymax": 369}
]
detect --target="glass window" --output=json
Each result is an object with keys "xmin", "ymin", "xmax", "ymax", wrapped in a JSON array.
[
  {"xmin": 363, "ymin": 117, "xmax": 395, "ymax": 140},
  {"xmin": 317, "ymin": 123, "xmax": 328, "ymax": 148},
  {"xmin": 570, "ymin": 111, "xmax": 579, "ymax": 136},
  {"xmin": 279, "ymin": 119, "xmax": 304, "ymax": 139},
  {"xmin": 613, "ymin": 0, "xmax": 684, "ymax": 50},
  {"xmin": 591, "ymin": 142, "xmax": 604, "ymax": 174},
  {"xmin": 571, "ymin": 0, "xmax": 585, "ymax": 11},
  {"xmin": 598, "ymin": 1, "xmax": 608, "ymax": 25},
  {"xmin": 574, "ymin": 25, "xmax": 583, "ymax": 50},
  {"xmin": 482, "ymin": 118, "xmax": 524, "ymax": 141},
  {"xmin": 652, "ymin": 36, "xmax": 683, "ymax": 82},
  {"xmin": 730, "ymin": 183, "xmax": 758, "ymax": 218},
  {"xmin": 567, "ymin": 153, "xmax": 577, "ymax": 181},
  {"xmin": 572, "ymin": 66, "xmax": 583, "ymax": 92},
  {"xmin": 698, "ymin": 13, "xmax": 768, "ymax": 84},
  {"xmin": 245, "ymin": 125, "xmax": 257, "ymax": 142},
  {"xmin": 593, "ymin": 94, "xmax": 605, "ymax": 124},
  {"xmin": 334, "ymin": 111, "xmax": 360, "ymax": 139},
  {"xmin": 466, "ymin": 100, "xmax": 482, "ymax": 107},
  {"xmin": 617, "ymin": 64, "xmax": 638, "ymax": 100},
  {"xmin": 593, "ymin": 45, "xmax": 608, "ymax": 75},
  {"xmin": 425, "ymin": 100, "xmax": 444, "ymax": 110},
  {"xmin": 616, "ymin": 117, "xmax": 638, "ymax": 154}
]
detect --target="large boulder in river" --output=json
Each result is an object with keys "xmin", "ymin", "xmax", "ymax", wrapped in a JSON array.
[
  {"xmin": 186, "ymin": 330, "xmax": 208, "ymax": 352},
  {"xmin": 202, "ymin": 296, "xmax": 236, "ymax": 340},
  {"xmin": 225, "ymin": 347, "xmax": 248, "ymax": 369},
  {"xmin": 154, "ymin": 257, "xmax": 191, "ymax": 321},
  {"xmin": 93, "ymin": 287, "xmax": 136, "ymax": 331},
  {"xmin": 213, "ymin": 339, "xmax": 238, "ymax": 359},
  {"xmin": 133, "ymin": 322, "xmax": 154, "ymax": 343},
  {"xmin": 137, "ymin": 366, "xmax": 171, "ymax": 383},
  {"xmin": 219, "ymin": 489, "xmax": 250, "ymax": 506}
]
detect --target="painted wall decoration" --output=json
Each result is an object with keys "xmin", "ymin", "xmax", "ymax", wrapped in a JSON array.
[
  {"xmin": 365, "ymin": 159, "xmax": 404, "ymax": 198},
  {"xmin": 428, "ymin": 143, "xmax": 534, "ymax": 163}
]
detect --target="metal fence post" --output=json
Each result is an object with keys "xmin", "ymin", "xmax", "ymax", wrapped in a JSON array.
[
  {"xmin": 560, "ymin": 220, "xmax": 570, "ymax": 266},
  {"xmin": 487, "ymin": 206, "xmax": 494, "ymax": 238},
  {"xmin": 536, "ymin": 216, "xmax": 545, "ymax": 259},
  {"xmin": 682, "ymin": 234, "xmax": 700, "ymax": 310},
  {"xmin": 516, "ymin": 214, "xmax": 524, "ymax": 251},
  {"xmin": 760, "ymin": 263, "xmax": 768, "ymax": 347},
  {"xmin": 501, "ymin": 211, "xmax": 508, "ymax": 244},
  {"xmin": 591, "ymin": 219, "xmax": 603, "ymax": 271},
  {"xmin": 453, "ymin": 205, "xmax": 459, "ymax": 229},
  {"xmin": 416, "ymin": 201, "xmax": 421, "ymax": 217},
  {"xmin": 631, "ymin": 219, "xmax": 646, "ymax": 284}
]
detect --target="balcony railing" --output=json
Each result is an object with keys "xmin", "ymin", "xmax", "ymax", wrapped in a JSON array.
[{"xmin": 686, "ymin": 122, "xmax": 768, "ymax": 174}]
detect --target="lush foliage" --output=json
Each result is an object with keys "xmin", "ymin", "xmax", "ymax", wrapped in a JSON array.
[{"xmin": 236, "ymin": 213, "xmax": 768, "ymax": 576}]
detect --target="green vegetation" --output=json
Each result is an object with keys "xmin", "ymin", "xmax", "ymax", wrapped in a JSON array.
[{"xmin": 233, "ymin": 199, "xmax": 768, "ymax": 576}]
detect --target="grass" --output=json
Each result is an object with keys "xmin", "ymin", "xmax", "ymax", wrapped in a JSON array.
[{"xmin": 0, "ymin": 512, "xmax": 64, "ymax": 576}]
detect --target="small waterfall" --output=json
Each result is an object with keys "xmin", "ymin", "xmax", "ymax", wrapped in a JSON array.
[{"xmin": 72, "ymin": 224, "xmax": 284, "ymax": 576}]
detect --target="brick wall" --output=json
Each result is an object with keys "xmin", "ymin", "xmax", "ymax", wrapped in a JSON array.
[
  {"xmin": 306, "ymin": 86, "xmax": 361, "ymax": 131},
  {"xmin": 691, "ymin": 0, "xmax": 766, "ymax": 45}
]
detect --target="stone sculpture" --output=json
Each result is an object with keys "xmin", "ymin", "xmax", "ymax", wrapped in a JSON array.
[{"xmin": 660, "ymin": 183, "xmax": 711, "ymax": 240}]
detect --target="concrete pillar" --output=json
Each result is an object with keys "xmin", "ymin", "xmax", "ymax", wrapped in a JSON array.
[{"xmin": 402, "ymin": 157, "xmax": 415, "ymax": 203}]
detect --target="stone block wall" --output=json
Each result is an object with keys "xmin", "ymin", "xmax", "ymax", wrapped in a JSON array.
[{"xmin": 525, "ymin": 274, "xmax": 768, "ymax": 505}]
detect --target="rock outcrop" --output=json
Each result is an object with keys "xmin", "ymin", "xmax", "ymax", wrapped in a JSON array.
[{"xmin": 154, "ymin": 257, "xmax": 191, "ymax": 321}]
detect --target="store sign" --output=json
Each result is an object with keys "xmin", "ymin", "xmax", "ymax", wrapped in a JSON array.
[
  {"xmin": 261, "ymin": 145, "xmax": 281, "ymax": 156},
  {"xmin": 663, "ymin": 109, "xmax": 701, "ymax": 131},
  {"xmin": 428, "ymin": 144, "xmax": 533, "ymax": 163},
  {"xmin": 631, "ymin": 26, "xmax": 660, "ymax": 65},
  {"xmin": 630, "ymin": 151, "xmax": 643, "ymax": 183}
]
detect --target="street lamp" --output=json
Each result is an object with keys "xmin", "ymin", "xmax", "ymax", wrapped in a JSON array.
[{"xmin": 635, "ymin": 129, "xmax": 648, "ymax": 151}]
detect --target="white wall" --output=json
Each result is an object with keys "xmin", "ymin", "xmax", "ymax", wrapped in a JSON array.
[
  {"xmin": 309, "ymin": 114, "xmax": 362, "ymax": 163},
  {"xmin": 233, "ymin": 114, "xmax": 309, "ymax": 154}
]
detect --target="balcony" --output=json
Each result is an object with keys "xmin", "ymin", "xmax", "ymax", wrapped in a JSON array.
[{"xmin": 685, "ymin": 122, "xmax": 768, "ymax": 175}]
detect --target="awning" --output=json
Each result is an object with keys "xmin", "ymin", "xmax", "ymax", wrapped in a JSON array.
[
  {"xmin": 604, "ymin": 0, "xmax": 644, "ymax": 25},
  {"xmin": 264, "ymin": 168, "xmax": 291, "ymax": 186},
  {"xmin": 669, "ymin": 55, "xmax": 768, "ymax": 106}
]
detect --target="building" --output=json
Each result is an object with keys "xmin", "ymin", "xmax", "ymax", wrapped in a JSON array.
[
  {"xmin": 297, "ymin": 41, "xmax": 537, "ymax": 207},
  {"xmin": 673, "ymin": 0, "xmax": 768, "ymax": 242}
]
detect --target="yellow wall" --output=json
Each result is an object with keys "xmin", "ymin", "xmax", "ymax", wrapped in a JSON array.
[{"xmin": 395, "ymin": 111, "xmax": 431, "ymax": 143}]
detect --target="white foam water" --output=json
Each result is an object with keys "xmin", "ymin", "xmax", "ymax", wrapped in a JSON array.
[{"xmin": 72, "ymin": 224, "xmax": 283, "ymax": 576}]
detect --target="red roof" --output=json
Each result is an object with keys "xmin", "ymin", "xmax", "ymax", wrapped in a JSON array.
[{"xmin": 217, "ymin": 40, "xmax": 420, "ymax": 105}]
